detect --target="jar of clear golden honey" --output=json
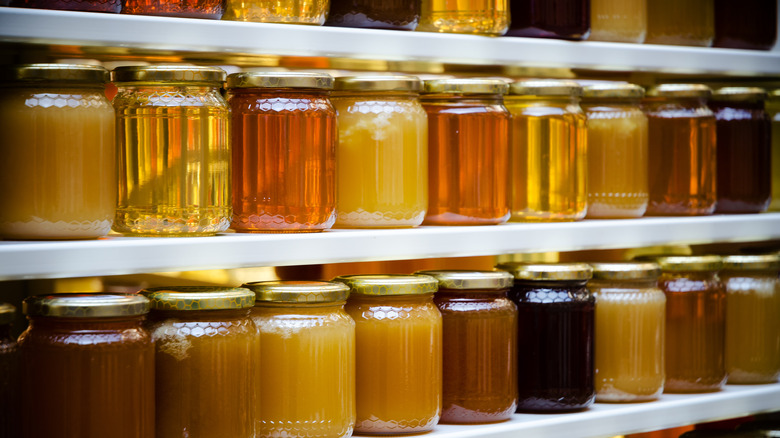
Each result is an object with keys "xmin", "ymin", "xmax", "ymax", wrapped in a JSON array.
[
  {"xmin": 721, "ymin": 255, "xmax": 780, "ymax": 384},
  {"xmin": 0, "ymin": 64, "xmax": 116, "ymax": 240},
  {"xmin": 243, "ymin": 281, "xmax": 355, "ymax": 438},
  {"xmin": 227, "ymin": 72, "xmax": 337, "ymax": 233},
  {"xmin": 420, "ymin": 78, "xmax": 510, "ymax": 225},
  {"xmin": 111, "ymin": 66, "xmax": 231, "ymax": 237},
  {"xmin": 589, "ymin": 262, "xmax": 665, "ymax": 402},
  {"xmin": 141, "ymin": 287, "xmax": 257, "ymax": 438},
  {"xmin": 223, "ymin": 0, "xmax": 329, "ymax": 24},
  {"xmin": 0, "ymin": 303, "xmax": 19, "ymax": 438},
  {"xmin": 582, "ymin": 83, "xmax": 648, "ymax": 219},
  {"xmin": 417, "ymin": 0, "xmax": 509, "ymax": 35},
  {"xmin": 334, "ymin": 274, "xmax": 441, "ymax": 434},
  {"xmin": 18, "ymin": 294, "xmax": 154, "ymax": 438}
]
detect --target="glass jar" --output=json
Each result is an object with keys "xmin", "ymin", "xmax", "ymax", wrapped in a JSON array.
[
  {"xmin": 589, "ymin": 262, "xmax": 665, "ymax": 402},
  {"xmin": 223, "ymin": 0, "xmax": 329, "ymax": 23},
  {"xmin": 0, "ymin": 304, "xmax": 19, "ymax": 438},
  {"xmin": 0, "ymin": 64, "xmax": 115, "ymax": 240},
  {"xmin": 711, "ymin": 87, "xmax": 771, "ymax": 214},
  {"xmin": 645, "ymin": 0, "xmax": 714, "ymax": 47},
  {"xmin": 714, "ymin": 0, "xmax": 777, "ymax": 50},
  {"xmin": 654, "ymin": 255, "xmax": 726, "ymax": 393},
  {"xmin": 506, "ymin": 0, "xmax": 590, "ymax": 40},
  {"xmin": 332, "ymin": 76, "xmax": 428, "ymax": 228},
  {"xmin": 721, "ymin": 255, "xmax": 780, "ymax": 384},
  {"xmin": 334, "ymin": 274, "xmax": 441, "ymax": 434},
  {"xmin": 242, "ymin": 281, "xmax": 355, "ymax": 438},
  {"xmin": 644, "ymin": 84, "xmax": 717, "ymax": 216},
  {"xmin": 140, "ymin": 287, "xmax": 257, "ymax": 438},
  {"xmin": 497, "ymin": 262, "xmax": 595, "ymax": 412},
  {"xmin": 420, "ymin": 79, "xmax": 510, "ymax": 226},
  {"xmin": 18, "ymin": 293, "xmax": 154, "ymax": 438},
  {"xmin": 10, "ymin": 0, "xmax": 119, "ymax": 13},
  {"xmin": 227, "ymin": 72, "xmax": 336, "ymax": 233},
  {"xmin": 506, "ymin": 80, "xmax": 587, "ymax": 222},
  {"xmin": 769, "ymin": 90, "xmax": 780, "ymax": 212},
  {"xmin": 417, "ymin": 0, "xmax": 509, "ymax": 36},
  {"xmin": 326, "ymin": 0, "xmax": 420, "ymax": 30},
  {"xmin": 588, "ymin": 0, "xmax": 646, "ymax": 43},
  {"xmin": 112, "ymin": 66, "xmax": 231, "ymax": 237},
  {"xmin": 582, "ymin": 83, "xmax": 648, "ymax": 218},
  {"xmin": 122, "ymin": 0, "xmax": 223, "ymax": 18},
  {"xmin": 417, "ymin": 270, "xmax": 516, "ymax": 424}
]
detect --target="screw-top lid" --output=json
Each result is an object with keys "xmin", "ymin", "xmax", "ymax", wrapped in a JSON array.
[
  {"xmin": 646, "ymin": 84, "xmax": 712, "ymax": 99},
  {"xmin": 333, "ymin": 75, "xmax": 422, "ymax": 92},
  {"xmin": 589, "ymin": 262, "xmax": 661, "ymax": 281},
  {"xmin": 414, "ymin": 270, "xmax": 514, "ymax": 290},
  {"xmin": 508, "ymin": 79, "xmax": 582, "ymax": 97},
  {"xmin": 496, "ymin": 262, "xmax": 593, "ymax": 281},
  {"xmin": 422, "ymin": 78, "xmax": 509, "ymax": 95},
  {"xmin": 2, "ymin": 64, "xmax": 109, "ymax": 84},
  {"xmin": 648, "ymin": 255, "xmax": 723, "ymax": 272},
  {"xmin": 769, "ymin": 89, "xmax": 780, "ymax": 100},
  {"xmin": 111, "ymin": 65, "xmax": 226, "ymax": 84},
  {"xmin": 0, "ymin": 303, "xmax": 15, "ymax": 325},
  {"xmin": 140, "ymin": 286, "xmax": 255, "ymax": 311},
  {"xmin": 583, "ymin": 83, "xmax": 645, "ymax": 99},
  {"xmin": 721, "ymin": 254, "xmax": 780, "ymax": 271},
  {"xmin": 23, "ymin": 293, "xmax": 150, "ymax": 318},
  {"xmin": 226, "ymin": 71, "xmax": 333, "ymax": 90},
  {"xmin": 243, "ymin": 281, "xmax": 349, "ymax": 303},
  {"xmin": 333, "ymin": 274, "xmax": 438, "ymax": 296},
  {"xmin": 712, "ymin": 87, "xmax": 767, "ymax": 102}
]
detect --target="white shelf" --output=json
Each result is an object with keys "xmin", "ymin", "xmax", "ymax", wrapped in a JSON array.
[
  {"xmin": 424, "ymin": 384, "xmax": 780, "ymax": 438},
  {"xmin": 0, "ymin": 214, "xmax": 778, "ymax": 280},
  {"xmin": 2, "ymin": 8, "xmax": 780, "ymax": 75}
]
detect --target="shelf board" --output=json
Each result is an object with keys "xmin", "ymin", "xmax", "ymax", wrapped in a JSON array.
[
  {"xmin": 424, "ymin": 384, "xmax": 780, "ymax": 438},
  {"xmin": 0, "ymin": 214, "xmax": 778, "ymax": 280},
  {"xmin": 1, "ymin": 8, "xmax": 780, "ymax": 75}
]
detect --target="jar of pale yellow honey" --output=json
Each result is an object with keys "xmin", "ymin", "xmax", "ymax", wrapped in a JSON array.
[
  {"xmin": 223, "ymin": 0, "xmax": 329, "ymax": 24},
  {"xmin": 0, "ymin": 64, "xmax": 116, "ymax": 240}
]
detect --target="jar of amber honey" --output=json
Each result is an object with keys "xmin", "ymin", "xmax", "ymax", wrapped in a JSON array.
[
  {"xmin": 653, "ymin": 255, "xmax": 726, "ymax": 393},
  {"xmin": 141, "ymin": 286, "xmax": 257, "ymax": 438},
  {"xmin": 332, "ymin": 76, "xmax": 428, "ymax": 228},
  {"xmin": 417, "ymin": 0, "xmax": 508, "ymax": 35},
  {"xmin": 223, "ymin": 0, "xmax": 329, "ymax": 23},
  {"xmin": 417, "ymin": 270, "xmax": 516, "ymax": 424},
  {"xmin": 326, "ymin": 0, "xmax": 421, "ymax": 30},
  {"xmin": 112, "ymin": 66, "xmax": 231, "ymax": 237},
  {"xmin": 769, "ymin": 90, "xmax": 780, "ymax": 212},
  {"xmin": 421, "ymin": 78, "xmax": 510, "ymax": 226},
  {"xmin": 0, "ymin": 303, "xmax": 19, "ymax": 438},
  {"xmin": 711, "ymin": 87, "xmax": 771, "ymax": 214},
  {"xmin": 588, "ymin": 0, "xmax": 646, "ymax": 43},
  {"xmin": 582, "ymin": 83, "xmax": 648, "ymax": 218},
  {"xmin": 497, "ymin": 262, "xmax": 595, "ymax": 412},
  {"xmin": 334, "ymin": 274, "xmax": 441, "ymax": 434},
  {"xmin": 243, "ymin": 281, "xmax": 355, "ymax": 438},
  {"xmin": 506, "ymin": 0, "xmax": 590, "ymax": 40},
  {"xmin": 714, "ymin": 0, "xmax": 777, "ymax": 50},
  {"xmin": 589, "ymin": 262, "xmax": 665, "ymax": 402},
  {"xmin": 644, "ymin": 84, "xmax": 717, "ymax": 216},
  {"xmin": 721, "ymin": 255, "xmax": 780, "ymax": 384},
  {"xmin": 227, "ymin": 72, "xmax": 336, "ymax": 233},
  {"xmin": 0, "ymin": 64, "xmax": 115, "ymax": 240},
  {"xmin": 122, "ymin": 0, "xmax": 223, "ymax": 18},
  {"xmin": 18, "ymin": 293, "xmax": 154, "ymax": 438},
  {"xmin": 646, "ymin": 0, "xmax": 714, "ymax": 47},
  {"xmin": 506, "ymin": 80, "xmax": 587, "ymax": 222}
]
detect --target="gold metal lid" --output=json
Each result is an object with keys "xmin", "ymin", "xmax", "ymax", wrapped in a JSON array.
[
  {"xmin": 226, "ymin": 71, "xmax": 333, "ymax": 90},
  {"xmin": 421, "ymin": 78, "xmax": 509, "ymax": 95},
  {"xmin": 508, "ymin": 79, "xmax": 582, "ymax": 97},
  {"xmin": 141, "ymin": 286, "xmax": 255, "ymax": 311},
  {"xmin": 589, "ymin": 262, "xmax": 661, "ymax": 281},
  {"xmin": 243, "ymin": 281, "xmax": 349, "ymax": 303},
  {"xmin": 23, "ymin": 293, "xmax": 150, "ymax": 318},
  {"xmin": 414, "ymin": 270, "xmax": 514, "ymax": 290},
  {"xmin": 0, "ymin": 303, "xmax": 15, "ymax": 325},
  {"xmin": 583, "ymin": 83, "xmax": 645, "ymax": 99},
  {"xmin": 2, "ymin": 63, "xmax": 109, "ymax": 84},
  {"xmin": 333, "ymin": 274, "xmax": 438, "ymax": 296},
  {"xmin": 333, "ymin": 75, "xmax": 422, "ymax": 92},
  {"xmin": 646, "ymin": 84, "xmax": 712, "ymax": 99},
  {"xmin": 769, "ymin": 89, "xmax": 780, "ymax": 99},
  {"xmin": 495, "ymin": 262, "xmax": 593, "ymax": 281},
  {"xmin": 650, "ymin": 255, "xmax": 723, "ymax": 272},
  {"xmin": 111, "ymin": 65, "xmax": 226, "ymax": 84},
  {"xmin": 712, "ymin": 87, "xmax": 767, "ymax": 102},
  {"xmin": 721, "ymin": 255, "xmax": 780, "ymax": 271}
]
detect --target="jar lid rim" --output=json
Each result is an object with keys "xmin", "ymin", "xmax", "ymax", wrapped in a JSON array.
[
  {"xmin": 242, "ymin": 281, "xmax": 349, "ymax": 303},
  {"xmin": 496, "ymin": 262, "xmax": 593, "ymax": 281},
  {"xmin": 141, "ymin": 287, "xmax": 255, "ymax": 311},
  {"xmin": 332, "ymin": 274, "xmax": 438, "ymax": 296},
  {"xmin": 414, "ymin": 270, "xmax": 514, "ymax": 290},
  {"xmin": 3, "ymin": 63, "xmax": 109, "ymax": 84},
  {"xmin": 23, "ymin": 293, "xmax": 150, "ymax": 318}
]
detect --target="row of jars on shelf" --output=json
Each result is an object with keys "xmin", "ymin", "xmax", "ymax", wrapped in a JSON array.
[
  {"xmin": 1, "ymin": 254, "xmax": 779, "ymax": 438},
  {"xmin": 1, "ymin": 63, "xmax": 778, "ymax": 240},
  {"xmin": 2, "ymin": 0, "xmax": 777, "ymax": 49}
]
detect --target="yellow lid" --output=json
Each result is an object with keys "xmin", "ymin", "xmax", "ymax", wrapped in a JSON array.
[
  {"xmin": 226, "ymin": 71, "xmax": 333, "ymax": 90},
  {"xmin": 508, "ymin": 79, "xmax": 582, "ymax": 97},
  {"xmin": 583, "ymin": 83, "xmax": 645, "ymax": 99},
  {"xmin": 650, "ymin": 255, "xmax": 723, "ymax": 272},
  {"xmin": 496, "ymin": 262, "xmax": 593, "ymax": 281},
  {"xmin": 23, "ymin": 293, "xmax": 150, "ymax": 318},
  {"xmin": 422, "ymin": 78, "xmax": 509, "ymax": 95},
  {"xmin": 721, "ymin": 254, "xmax": 780, "ymax": 271},
  {"xmin": 333, "ymin": 75, "xmax": 422, "ymax": 92},
  {"xmin": 333, "ymin": 274, "xmax": 438, "ymax": 296},
  {"xmin": 589, "ymin": 262, "xmax": 661, "ymax": 281},
  {"xmin": 712, "ymin": 87, "xmax": 767, "ymax": 102},
  {"xmin": 111, "ymin": 65, "xmax": 226, "ymax": 84},
  {"xmin": 3, "ymin": 63, "xmax": 108, "ymax": 84},
  {"xmin": 243, "ymin": 281, "xmax": 349, "ymax": 303},
  {"xmin": 141, "ymin": 286, "xmax": 255, "ymax": 311},
  {"xmin": 0, "ymin": 303, "xmax": 15, "ymax": 325},
  {"xmin": 415, "ymin": 270, "xmax": 514, "ymax": 290},
  {"xmin": 646, "ymin": 84, "xmax": 712, "ymax": 99}
]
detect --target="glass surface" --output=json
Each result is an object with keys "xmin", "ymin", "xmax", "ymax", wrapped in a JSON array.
[
  {"xmin": 769, "ymin": 97, "xmax": 780, "ymax": 212},
  {"xmin": 122, "ymin": 0, "xmax": 224, "ymax": 18},
  {"xmin": 9, "ymin": 0, "xmax": 119, "ymax": 12},
  {"xmin": 417, "ymin": 0, "xmax": 509, "ymax": 35},
  {"xmin": 228, "ymin": 89, "xmax": 336, "ymax": 232},
  {"xmin": 0, "ymin": 324, "xmax": 19, "ymax": 438},
  {"xmin": 422, "ymin": 95, "xmax": 510, "ymax": 225},
  {"xmin": 0, "ymin": 85, "xmax": 115, "ymax": 240},
  {"xmin": 588, "ymin": 0, "xmax": 646, "ymax": 43},
  {"xmin": 714, "ymin": 0, "xmax": 778, "ymax": 50},
  {"xmin": 506, "ymin": 0, "xmax": 590, "ymax": 40},
  {"xmin": 326, "ymin": 0, "xmax": 420, "ymax": 30},
  {"xmin": 223, "ymin": 0, "xmax": 329, "ymax": 23},
  {"xmin": 346, "ymin": 294, "xmax": 442, "ymax": 434},
  {"xmin": 332, "ymin": 92, "xmax": 428, "ymax": 228},
  {"xmin": 645, "ymin": 0, "xmax": 714, "ymax": 47},
  {"xmin": 113, "ymin": 84, "xmax": 231, "ymax": 236}
]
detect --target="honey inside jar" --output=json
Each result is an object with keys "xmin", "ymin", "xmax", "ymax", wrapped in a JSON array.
[
  {"xmin": 588, "ymin": 0, "xmax": 646, "ymax": 43},
  {"xmin": 417, "ymin": 0, "xmax": 509, "ymax": 35},
  {"xmin": 223, "ymin": 0, "xmax": 329, "ymax": 24},
  {"xmin": 645, "ymin": 0, "xmax": 714, "ymax": 47}
]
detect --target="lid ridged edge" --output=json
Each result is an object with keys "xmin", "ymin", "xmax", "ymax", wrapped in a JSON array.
[
  {"xmin": 414, "ymin": 270, "xmax": 514, "ymax": 290},
  {"xmin": 23, "ymin": 293, "xmax": 150, "ymax": 318},
  {"xmin": 243, "ymin": 281, "xmax": 349, "ymax": 303},
  {"xmin": 495, "ymin": 262, "xmax": 593, "ymax": 281},
  {"xmin": 333, "ymin": 274, "xmax": 438, "ymax": 296},
  {"xmin": 2, "ymin": 64, "xmax": 109, "ymax": 84},
  {"xmin": 721, "ymin": 255, "xmax": 780, "ymax": 271},
  {"xmin": 111, "ymin": 65, "xmax": 226, "ymax": 84},
  {"xmin": 589, "ymin": 262, "xmax": 661, "ymax": 281},
  {"xmin": 141, "ymin": 287, "xmax": 255, "ymax": 311},
  {"xmin": 333, "ymin": 75, "xmax": 422, "ymax": 92},
  {"xmin": 226, "ymin": 71, "xmax": 333, "ymax": 89}
]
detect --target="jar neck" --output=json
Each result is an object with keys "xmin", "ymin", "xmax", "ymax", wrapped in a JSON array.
[
  {"xmin": 253, "ymin": 300, "xmax": 345, "ymax": 310},
  {"xmin": 581, "ymin": 98, "xmax": 641, "ymax": 108},
  {"xmin": 506, "ymin": 95, "xmax": 579, "ymax": 105},
  {"xmin": 512, "ymin": 279, "xmax": 588, "ymax": 289},
  {"xmin": 9, "ymin": 84, "xmax": 106, "ymax": 92},
  {"xmin": 709, "ymin": 100, "xmax": 765, "ymax": 111},
  {"xmin": 660, "ymin": 270, "xmax": 718, "ymax": 281},
  {"xmin": 332, "ymin": 90, "xmax": 419, "ymax": 99},
  {"xmin": 643, "ymin": 96, "xmax": 707, "ymax": 108},
  {"xmin": 227, "ymin": 88, "xmax": 330, "ymax": 97},
  {"xmin": 435, "ymin": 289, "xmax": 508, "ymax": 300},
  {"xmin": 27, "ymin": 315, "xmax": 146, "ymax": 330},
  {"xmin": 588, "ymin": 279, "xmax": 658, "ymax": 290},
  {"xmin": 117, "ymin": 83, "xmax": 219, "ymax": 92},
  {"xmin": 420, "ymin": 94, "xmax": 504, "ymax": 104},
  {"xmin": 148, "ymin": 308, "xmax": 250, "ymax": 321},
  {"xmin": 348, "ymin": 293, "xmax": 434, "ymax": 304}
]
